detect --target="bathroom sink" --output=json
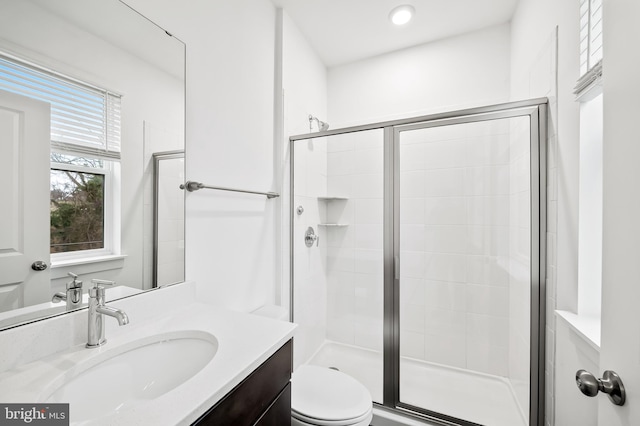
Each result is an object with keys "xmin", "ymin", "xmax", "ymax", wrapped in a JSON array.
[{"xmin": 45, "ymin": 330, "xmax": 218, "ymax": 423}]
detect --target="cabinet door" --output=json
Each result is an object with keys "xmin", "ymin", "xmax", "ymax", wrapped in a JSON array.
[
  {"xmin": 193, "ymin": 340, "xmax": 292, "ymax": 426},
  {"xmin": 254, "ymin": 384, "xmax": 291, "ymax": 426}
]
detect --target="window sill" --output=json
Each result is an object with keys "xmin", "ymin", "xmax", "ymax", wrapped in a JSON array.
[
  {"xmin": 50, "ymin": 254, "xmax": 126, "ymax": 279},
  {"xmin": 555, "ymin": 310, "xmax": 601, "ymax": 352}
]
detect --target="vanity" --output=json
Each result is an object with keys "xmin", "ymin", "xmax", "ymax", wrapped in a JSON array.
[
  {"xmin": 0, "ymin": 282, "xmax": 297, "ymax": 425},
  {"xmin": 194, "ymin": 340, "xmax": 292, "ymax": 425}
]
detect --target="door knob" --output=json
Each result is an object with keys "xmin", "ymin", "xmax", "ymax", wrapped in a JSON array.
[
  {"xmin": 576, "ymin": 369, "xmax": 626, "ymax": 406},
  {"xmin": 31, "ymin": 261, "xmax": 48, "ymax": 271}
]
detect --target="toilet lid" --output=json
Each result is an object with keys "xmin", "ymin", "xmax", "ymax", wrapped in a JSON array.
[{"xmin": 291, "ymin": 365, "xmax": 372, "ymax": 424}]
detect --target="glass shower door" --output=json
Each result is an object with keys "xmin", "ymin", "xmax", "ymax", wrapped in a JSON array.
[
  {"xmin": 292, "ymin": 129, "xmax": 385, "ymax": 403},
  {"xmin": 395, "ymin": 115, "xmax": 533, "ymax": 426}
]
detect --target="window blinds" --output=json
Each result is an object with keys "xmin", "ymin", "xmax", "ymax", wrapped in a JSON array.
[
  {"xmin": 576, "ymin": 0, "xmax": 603, "ymax": 99},
  {"xmin": 0, "ymin": 55, "xmax": 121, "ymax": 160},
  {"xmin": 579, "ymin": 0, "xmax": 603, "ymax": 77}
]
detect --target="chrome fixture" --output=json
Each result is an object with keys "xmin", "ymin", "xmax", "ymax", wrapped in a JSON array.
[
  {"xmin": 576, "ymin": 369, "xmax": 626, "ymax": 406},
  {"xmin": 305, "ymin": 226, "xmax": 319, "ymax": 248},
  {"xmin": 31, "ymin": 260, "xmax": 48, "ymax": 271},
  {"xmin": 86, "ymin": 279, "xmax": 129, "ymax": 348},
  {"xmin": 52, "ymin": 272, "xmax": 83, "ymax": 310},
  {"xmin": 180, "ymin": 181, "xmax": 279, "ymax": 199},
  {"xmin": 309, "ymin": 114, "xmax": 330, "ymax": 132},
  {"xmin": 296, "ymin": 205, "xmax": 305, "ymax": 215}
]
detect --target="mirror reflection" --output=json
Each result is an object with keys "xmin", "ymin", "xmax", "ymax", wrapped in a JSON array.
[{"xmin": 0, "ymin": 0, "xmax": 185, "ymax": 329}]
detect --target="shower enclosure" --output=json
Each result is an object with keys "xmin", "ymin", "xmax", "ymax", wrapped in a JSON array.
[
  {"xmin": 152, "ymin": 150, "xmax": 185, "ymax": 288},
  {"xmin": 290, "ymin": 99, "xmax": 546, "ymax": 426}
]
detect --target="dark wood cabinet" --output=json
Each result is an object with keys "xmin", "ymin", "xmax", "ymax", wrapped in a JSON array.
[{"xmin": 193, "ymin": 339, "xmax": 292, "ymax": 426}]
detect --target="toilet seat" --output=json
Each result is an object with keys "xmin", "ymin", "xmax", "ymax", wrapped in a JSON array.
[
  {"xmin": 291, "ymin": 365, "xmax": 373, "ymax": 426},
  {"xmin": 292, "ymin": 409, "xmax": 373, "ymax": 426}
]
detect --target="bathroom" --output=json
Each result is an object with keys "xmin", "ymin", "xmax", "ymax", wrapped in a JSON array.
[{"xmin": 0, "ymin": 0, "xmax": 638, "ymax": 425}]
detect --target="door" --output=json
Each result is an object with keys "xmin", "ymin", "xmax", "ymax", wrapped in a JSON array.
[
  {"xmin": 0, "ymin": 89, "xmax": 51, "ymax": 312},
  {"xmin": 597, "ymin": 1, "xmax": 640, "ymax": 424},
  {"xmin": 392, "ymin": 107, "xmax": 545, "ymax": 426}
]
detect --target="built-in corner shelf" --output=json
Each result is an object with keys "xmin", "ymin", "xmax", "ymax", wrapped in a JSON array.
[
  {"xmin": 317, "ymin": 197, "xmax": 349, "ymax": 227},
  {"xmin": 317, "ymin": 196, "xmax": 348, "ymax": 201}
]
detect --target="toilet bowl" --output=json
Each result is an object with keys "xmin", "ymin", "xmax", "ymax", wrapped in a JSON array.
[{"xmin": 291, "ymin": 365, "xmax": 373, "ymax": 426}]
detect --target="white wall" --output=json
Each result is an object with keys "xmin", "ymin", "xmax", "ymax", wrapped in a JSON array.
[
  {"xmin": 324, "ymin": 129, "xmax": 385, "ymax": 355},
  {"xmin": 327, "ymin": 23, "xmax": 511, "ymax": 128},
  {"xmin": 554, "ymin": 316, "xmax": 599, "ymax": 426},
  {"xmin": 124, "ymin": 0, "xmax": 280, "ymax": 311},
  {"xmin": 577, "ymin": 95, "xmax": 602, "ymax": 317},
  {"xmin": 510, "ymin": 0, "xmax": 580, "ymax": 425},
  {"xmin": 280, "ymin": 9, "xmax": 329, "ymax": 367}
]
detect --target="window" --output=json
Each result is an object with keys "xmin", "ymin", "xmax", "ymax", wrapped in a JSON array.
[
  {"xmin": 575, "ymin": 0, "xmax": 603, "ymax": 100},
  {"xmin": 580, "ymin": 0, "xmax": 602, "ymax": 76},
  {"xmin": 0, "ymin": 54, "xmax": 121, "ymax": 258},
  {"xmin": 576, "ymin": 0, "xmax": 603, "ymax": 318},
  {"xmin": 50, "ymin": 155, "xmax": 108, "ymax": 254}
]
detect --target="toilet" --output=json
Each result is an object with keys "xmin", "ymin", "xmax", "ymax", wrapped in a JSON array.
[
  {"xmin": 250, "ymin": 305, "xmax": 373, "ymax": 426},
  {"xmin": 291, "ymin": 365, "xmax": 373, "ymax": 426}
]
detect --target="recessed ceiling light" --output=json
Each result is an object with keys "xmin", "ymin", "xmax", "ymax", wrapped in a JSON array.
[{"xmin": 389, "ymin": 5, "xmax": 415, "ymax": 26}]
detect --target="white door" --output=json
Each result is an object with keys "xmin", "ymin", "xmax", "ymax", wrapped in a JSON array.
[
  {"xmin": 0, "ymin": 89, "xmax": 51, "ymax": 312},
  {"xmin": 598, "ymin": 1, "xmax": 640, "ymax": 424}
]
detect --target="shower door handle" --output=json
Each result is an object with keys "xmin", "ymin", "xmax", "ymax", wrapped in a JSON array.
[{"xmin": 394, "ymin": 256, "xmax": 400, "ymax": 280}]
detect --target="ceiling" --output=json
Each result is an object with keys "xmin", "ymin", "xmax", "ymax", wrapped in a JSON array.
[{"xmin": 271, "ymin": 0, "xmax": 520, "ymax": 67}]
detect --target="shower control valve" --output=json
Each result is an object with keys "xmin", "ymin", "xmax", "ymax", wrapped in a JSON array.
[{"xmin": 305, "ymin": 226, "xmax": 319, "ymax": 248}]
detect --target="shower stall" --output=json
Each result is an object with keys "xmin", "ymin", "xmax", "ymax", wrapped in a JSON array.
[
  {"xmin": 290, "ymin": 99, "xmax": 546, "ymax": 426},
  {"xmin": 152, "ymin": 150, "xmax": 185, "ymax": 288}
]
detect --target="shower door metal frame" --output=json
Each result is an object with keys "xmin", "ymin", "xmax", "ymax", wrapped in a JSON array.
[
  {"xmin": 152, "ymin": 149, "xmax": 185, "ymax": 289},
  {"xmin": 388, "ymin": 104, "xmax": 547, "ymax": 426},
  {"xmin": 289, "ymin": 98, "xmax": 548, "ymax": 426}
]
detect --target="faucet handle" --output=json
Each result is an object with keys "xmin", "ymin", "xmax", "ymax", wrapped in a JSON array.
[
  {"xmin": 90, "ymin": 279, "xmax": 115, "ymax": 299},
  {"xmin": 67, "ymin": 272, "xmax": 82, "ymax": 289},
  {"xmin": 91, "ymin": 279, "xmax": 115, "ymax": 289}
]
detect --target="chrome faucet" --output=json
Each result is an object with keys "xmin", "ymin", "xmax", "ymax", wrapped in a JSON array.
[
  {"xmin": 52, "ymin": 272, "xmax": 83, "ymax": 310},
  {"xmin": 86, "ymin": 279, "xmax": 129, "ymax": 348}
]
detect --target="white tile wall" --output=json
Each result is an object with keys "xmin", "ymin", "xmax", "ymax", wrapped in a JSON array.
[
  {"xmin": 325, "ymin": 129, "xmax": 385, "ymax": 355},
  {"xmin": 155, "ymin": 157, "xmax": 185, "ymax": 287},
  {"xmin": 508, "ymin": 116, "xmax": 532, "ymax": 412},
  {"xmin": 397, "ymin": 117, "xmax": 532, "ymax": 384},
  {"xmin": 292, "ymin": 137, "xmax": 329, "ymax": 368},
  {"xmin": 300, "ymin": 110, "xmax": 546, "ymax": 417}
]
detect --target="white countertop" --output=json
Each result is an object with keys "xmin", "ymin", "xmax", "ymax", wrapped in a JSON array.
[{"xmin": 0, "ymin": 282, "xmax": 297, "ymax": 425}]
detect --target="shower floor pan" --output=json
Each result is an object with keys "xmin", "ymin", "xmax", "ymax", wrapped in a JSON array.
[{"xmin": 307, "ymin": 341, "xmax": 527, "ymax": 426}]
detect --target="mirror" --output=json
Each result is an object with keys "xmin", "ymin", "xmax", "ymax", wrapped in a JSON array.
[{"xmin": 0, "ymin": 0, "xmax": 185, "ymax": 329}]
